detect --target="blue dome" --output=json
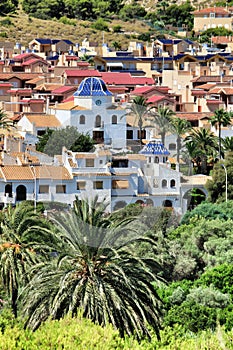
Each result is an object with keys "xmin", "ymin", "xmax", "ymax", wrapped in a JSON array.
[
  {"xmin": 74, "ymin": 77, "xmax": 112, "ymax": 96},
  {"xmin": 140, "ymin": 141, "xmax": 170, "ymax": 155}
]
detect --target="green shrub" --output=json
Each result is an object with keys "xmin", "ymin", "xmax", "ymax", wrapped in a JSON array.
[{"xmin": 91, "ymin": 18, "xmax": 109, "ymax": 31}]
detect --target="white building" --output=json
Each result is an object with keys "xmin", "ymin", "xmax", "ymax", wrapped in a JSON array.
[{"xmin": 52, "ymin": 77, "xmax": 127, "ymax": 149}]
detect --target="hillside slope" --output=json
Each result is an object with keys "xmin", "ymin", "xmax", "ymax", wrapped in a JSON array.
[{"xmin": 0, "ymin": 11, "xmax": 152, "ymax": 49}]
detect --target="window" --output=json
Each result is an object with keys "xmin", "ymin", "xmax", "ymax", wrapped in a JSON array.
[
  {"xmin": 86, "ymin": 158, "xmax": 94, "ymax": 167},
  {"xmin": 112, "ymin": 180, "xmax": 129, "ymax": 189},
  {"xmin": 154, "ymin": 156, "xmax": 159, "ymax": 163},
  {"xmin": 56, "ymin": 185, "xmax": 66, "ymax": 193},
  {"xmin": 112, "ymin": 115, "xmax": 117, "ymax": 124},
  {"xmin": 169, "ymin": 143, "xmax": 176, "ymax": 151},
  {"xmin": 95, "ymin": 115, "xmax": 101, "ymax": 127},
  {"xmin": 127, "ymin": 130, "xmax": 133, "ymax": 139},
  {"xmin": 99, "ymin": 159, "xmax": 103, "ymax": 165},
  {"xmin": 77, "ymin": 181, "xmax": 86, "ymax": 190},
  {"xmin": 93, "ymin": 181, "xmax": 103, "ymax": 189},
  {"xmin": 170, "ymin": 179, "xmax": 176, "ymax": 188},
  {"xmin": 80, "ymin": 115, "xmax": 85, "ymax": 124},
  {"xmin": 162, "ymin": 179, "xmax": 167, "ymax": 188},
  {"xmin": 39, "ymin": 185, "xmax": 49, "ymax": 193}
]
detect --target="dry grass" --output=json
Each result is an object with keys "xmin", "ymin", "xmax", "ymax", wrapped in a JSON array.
[{"xmin": 0, "ymin": 11, "xmax": 152, "ymax": 49}]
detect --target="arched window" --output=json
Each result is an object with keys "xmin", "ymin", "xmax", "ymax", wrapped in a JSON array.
[
  {"xmin": 154, "ymin": 156, "xmax": 159, "ymax": 163},
  {"xmin": 169, "ymin": 143, "xmax": 176, "ymax": 150},
  {"xmin": 170, "ymin": 179, "xmax": 176, "ymax": 188},
  {"xmin": 5, "ymin": 184, "xmax": 12, "ymax": 197},
  {"xmin": 80, "ymin": 115, "xmax": 85, "ymax": 124},
  {"xmin": 162, "ymin": 179, "xmax": 167, "ymax": 188},
  {"xmin": 112, "ymin": 115, "xmax": 117, "ymax": 124},
  {"xmin": 95, "ymin": 115, "xmax": 101, "ymax": 127}
]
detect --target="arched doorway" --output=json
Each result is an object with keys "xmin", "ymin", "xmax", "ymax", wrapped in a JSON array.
[
  {"xmin": 16, "ymin": 185, "xmax": 27, "ymax": 201},
  {"xmin": 163, "ymin": 199, "xmax": 173, "ymax": 208},
  {"xmin": 183, "ymin": 188, "xmax": 206, "ymax": 210}
]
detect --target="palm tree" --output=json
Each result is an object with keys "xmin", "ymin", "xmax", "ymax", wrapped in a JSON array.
[
  {"xmin": 170, "ymin": 117, "xmax": 191, "ymax": 170},
  {"xmin": 147, "ymin": 106, "xmax": 175, "ymax": 146},
  {"xmin": 112, "ymin": 41, "xmax": 121, "ymax": 51},
  {"xmin": 128, "ymin": 96, "xmax": 151, "ymax": 146},
  {"xmin": 0, "ymin": 202, "xmax": 53, "ymax": 317},
  {"xmin": 22, "ymin": 198, "xmax": 163, "ymax": 339},
  {"xmin": 0, "ymin": 109, "xmax": 14, "ymax": 131},
  {"xmin": 185, "ymin": 128, "xmax": 218, "ymax": 174},
  {"xmin": 222, "ymin": 136, "xmax": 233, "ymax": 155},
  {"xmin": 210, "ymin": 108, "xmax": 232, "ymax": 159}
]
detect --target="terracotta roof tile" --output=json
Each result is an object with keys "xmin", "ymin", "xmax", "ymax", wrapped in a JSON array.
[
  {"xmin": 0, "ymin": 73, "xmax": 39, "ymax": 81},
  {"xmin": 21, "ymin": 58, "xmax": 48, "ymax": 66},
  {"xmin": 176, "ymin": 112, "xmax": 213, "ymax": 121},
  {"xmin": 64, "ymin": 69, "xmax": 102, "ymax": 77},
  {"xmin": 101, "ymin": 72, "xmax": 154, "ymax": 86},
  {"xmin": 25, "ymin": 114, "xmax": 61, "ymax": 128},
  {"xmin": 53, "ymin": 101, "xmax": 87, "ymax": 110},
  {"xmin": 193, "ymin": 7, "xmax": 229, "ymax": 15},
  {"xmin": 52, "ymin": 86, "xmax": 76, "ymax": 94}
]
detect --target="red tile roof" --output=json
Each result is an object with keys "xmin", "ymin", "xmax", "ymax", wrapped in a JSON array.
[
  {"xmin": 193, "ymin": 7, "xmax": 229, "ymax": 15},
  {"xmin": 0, "ymin": 73, "xmax": 39, "ymax": 81},
  {"xmin": 8, "ymin": 88, "xmax": 32, "ymax": 94},
  {"xmin": 132, "ymin": 85, "xmax": 170, "ymax": 95},
  {"xmin": 62, "ymin": 96, "xmax": 74, "ymax": 103},
  {"xmin": 147, "ymin": 96, "xmax": 163, "ymax": 103},
  {"xmin": 212, "ymin": 36, "xmax": 233, "ymax": 44},
  {"xmin": 52, "ymin": 86, "xmax": 77, "ymax": 94},
  {"xmin": 13, "ymin": 53, "xmax": 41, "ymax": 61},
  {"xmin": 64, "ymin": 69, "xmax": 102, "ymax": 77},
  {"xmin": 21, "ymin": 58, "xmax": 48, "ymax": 66},
  {"xmin": 101, "ymin": 72, "xmax": 154, "ymax": 86}
]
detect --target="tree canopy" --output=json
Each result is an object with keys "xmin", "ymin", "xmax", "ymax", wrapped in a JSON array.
[{"xmin": 36, "ymin": 126, "xmax": 94, "ymax": 156}]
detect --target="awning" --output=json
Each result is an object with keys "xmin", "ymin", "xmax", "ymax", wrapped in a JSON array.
[{"xmin": 106, "ymin": 62, "xmax": 124, "ymax": 67}]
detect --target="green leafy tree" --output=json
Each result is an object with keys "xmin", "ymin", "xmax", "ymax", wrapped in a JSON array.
[
  {"xmin": 91, "ymin": 18, "xmax": 109, "ymax": 31},
  {"xmin": 22, "ymin": 198, "xmax": 163, "ymax": 339},
  {"xmin": 22, "ymin": 0, "xmax": 65, "ymax": 20},
  {"xmin": 119, "ymin": 3, "xmax": 147, "ymax": 21},
  {"xmin": 36, "ymin": 126, "xmax": 94, "ymax": 156},
  {"xmin": 210, "ymin": 108, "xmax": 232, "ymax": 159},
  {"xmin": 206, "ymin": 153, "xmax": 233, "ymax": 203},
  {"xmin": 0, "ymin": 0, "xmax": 18, "ymax": 15}
]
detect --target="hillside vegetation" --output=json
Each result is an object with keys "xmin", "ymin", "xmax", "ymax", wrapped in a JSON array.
[{"xmin": 0, "ymin": 12, "xmax": 152, "ymax": 49}]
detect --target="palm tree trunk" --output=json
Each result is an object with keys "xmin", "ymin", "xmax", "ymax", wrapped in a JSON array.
[
  {"xmin": 161, "ymin": 132, "xmax": 165, "ymax": 146},
  {"xmin": 139, "ymin": 119, "xmax": 143, "ymax": 146},
  {"xmin": 218, "ymin": 123, "xmax": 222, "ymax": 159},
  {"xmin": 12, "ymin": 287, "xmax": 18, "ymax": 318},
  {"xmin": 177, "ymin": 136, "xmax": 181, "ymax": 171}
]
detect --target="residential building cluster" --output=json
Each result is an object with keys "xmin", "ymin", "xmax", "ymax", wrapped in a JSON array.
[{"xmin": 0, "ymin": 9, "xmax": 231, "ymax": 214}]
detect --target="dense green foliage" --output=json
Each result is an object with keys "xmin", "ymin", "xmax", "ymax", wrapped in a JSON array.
[
  {"xmin": 0, "ymin": 197, "xmax": 233, "ymax": 345},
  {"xmin": 36, "ymin": 126, "xmax": 94, "ymax": 156},
  {"xmin": 206, "ymin": 152, "xmax": 233, "ymax": 202},
  {"xmin": 0, "ymin": 314, "xmax": 233, "ymax": 349},
  {"xmin": 20, "ymin": 0, "xmax": 195, "ymax": 32},
  {"xmin": 0, "ymin": 0, "xmax": 18, "ymax": 15}
]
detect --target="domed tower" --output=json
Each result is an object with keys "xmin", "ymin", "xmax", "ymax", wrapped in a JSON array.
[
  {"xmin": 140, "ymin": 140, "xmax": 170, "ymax": 164},
  {"xmin": 73, "ymin": 77, "xmax": 113, "ymax": 110}
]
